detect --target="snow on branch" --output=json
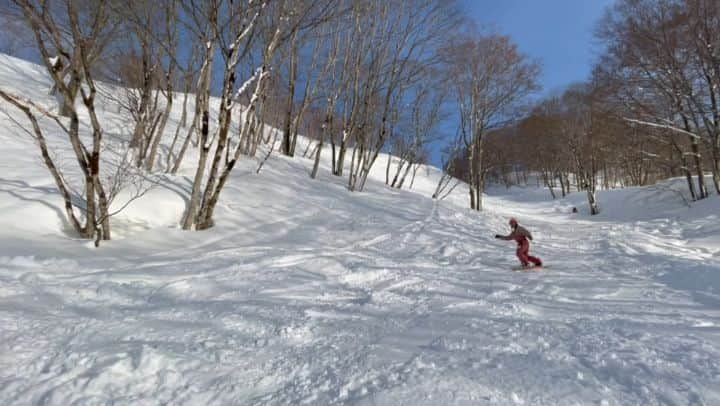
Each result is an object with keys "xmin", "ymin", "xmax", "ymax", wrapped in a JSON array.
[{"xmin": 624, "ymin": 118, "xmax": 701, "ymax": 139}]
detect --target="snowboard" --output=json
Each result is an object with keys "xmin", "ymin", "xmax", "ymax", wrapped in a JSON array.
[{"xmin": 511, "ymin": 265, "xmax": 544, "ymax": 272}]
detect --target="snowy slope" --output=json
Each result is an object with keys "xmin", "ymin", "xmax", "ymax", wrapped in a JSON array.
[{"xmin": 1, "ymin": 53, "xmax": 720, "ymax": 405}]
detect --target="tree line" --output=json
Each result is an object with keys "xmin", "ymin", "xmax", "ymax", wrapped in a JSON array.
[{"xmin": 447, "ymin": 0, "xmax": 720, "ymax": 214}]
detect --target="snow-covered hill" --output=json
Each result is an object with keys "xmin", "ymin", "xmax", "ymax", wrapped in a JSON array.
[{"xmin": 1, "ymin": 53, "xmax": 719, "ymax": 405}]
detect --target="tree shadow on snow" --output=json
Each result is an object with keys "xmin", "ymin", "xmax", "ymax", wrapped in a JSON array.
[{"xmin": 0, "ymin": 177, "xmax": 82, "ymax": 238}]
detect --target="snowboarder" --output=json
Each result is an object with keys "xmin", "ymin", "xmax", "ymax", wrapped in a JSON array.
[{"xmin": 495, "ymin": 217, "xmax": 543, "ymax": 268}]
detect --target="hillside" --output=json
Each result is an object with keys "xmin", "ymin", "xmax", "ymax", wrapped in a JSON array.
[{"xmin": 1, "ymin": 53, "xmax": 720, "ymax": 405}]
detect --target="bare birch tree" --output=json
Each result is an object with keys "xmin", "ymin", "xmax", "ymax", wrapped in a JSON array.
[
  {"xmin": 442, "ymin": 33, "xmax": 540, "ymax": 210},
  {"xmin": 3, "ymin": 0, "xmax": 123, "ymax": 243},
  {"xmin": 180, "ymin": 0, "xmax": 336, "ymax": 230}
]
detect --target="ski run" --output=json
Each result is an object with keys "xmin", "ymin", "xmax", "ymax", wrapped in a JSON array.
[{"xmin": 1, "ymin": 50, "xmax": 720, "ymax": 405}]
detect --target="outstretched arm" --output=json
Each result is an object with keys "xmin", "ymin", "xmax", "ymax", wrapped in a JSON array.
[{"xmin": 495, "ymin": 233, "xmax": 512, "ymax": 240}]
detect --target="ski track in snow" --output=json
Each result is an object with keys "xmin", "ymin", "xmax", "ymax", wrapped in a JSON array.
[{"xmin": 0, "ymin": 53, "xmax": 719, "ymax": 405}]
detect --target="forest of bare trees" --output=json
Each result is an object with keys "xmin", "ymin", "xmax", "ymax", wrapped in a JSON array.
[
  {"xmin": 459, "ymin": 0, "xmax": 720, "ymax": 215},
  {"xmin": 0, "ymin": 0, "xmax": 717, "ymax": 246},
  {"xmin": 0, "ymin": 0, "xmax": 465, "ymax": 243}
]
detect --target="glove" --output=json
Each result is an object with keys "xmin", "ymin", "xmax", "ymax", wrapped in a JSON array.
[{"xmin": 494, "ymin": 234, "xmax": 501, "ymax": 239}]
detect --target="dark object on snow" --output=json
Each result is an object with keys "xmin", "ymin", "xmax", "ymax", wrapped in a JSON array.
[{"xmin": 572, "ymin": 207, "xmax": 578, "ymax": 213}]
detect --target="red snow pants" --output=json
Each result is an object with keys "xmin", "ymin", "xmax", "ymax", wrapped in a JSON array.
[{"xmin": 516, "ymin": 238, "xmax": 542, "ymax": 267}]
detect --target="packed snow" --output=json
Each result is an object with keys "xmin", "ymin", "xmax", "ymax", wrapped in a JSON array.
[{"xmin": 0, "ymin": 53, "xmax": 719, "ymax": 405}]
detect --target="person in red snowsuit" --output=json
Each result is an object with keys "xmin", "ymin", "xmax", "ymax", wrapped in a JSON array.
[{"xmin": 495, "ymin": 218, "xmax": 543, "ymax": 267}]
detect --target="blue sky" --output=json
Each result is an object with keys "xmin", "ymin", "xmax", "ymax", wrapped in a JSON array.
[
  {"xmin": 425, "ymin": 0, "xmax": 615, "ymax": 165},
  {"xmin": 461, "ymin": 0, "xmax": 615, "ymax": 95}
]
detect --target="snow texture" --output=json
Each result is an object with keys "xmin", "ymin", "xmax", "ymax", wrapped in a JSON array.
[{"xmin": 0, "ymin": 53, "xmax": 719, "ymax": 405}]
